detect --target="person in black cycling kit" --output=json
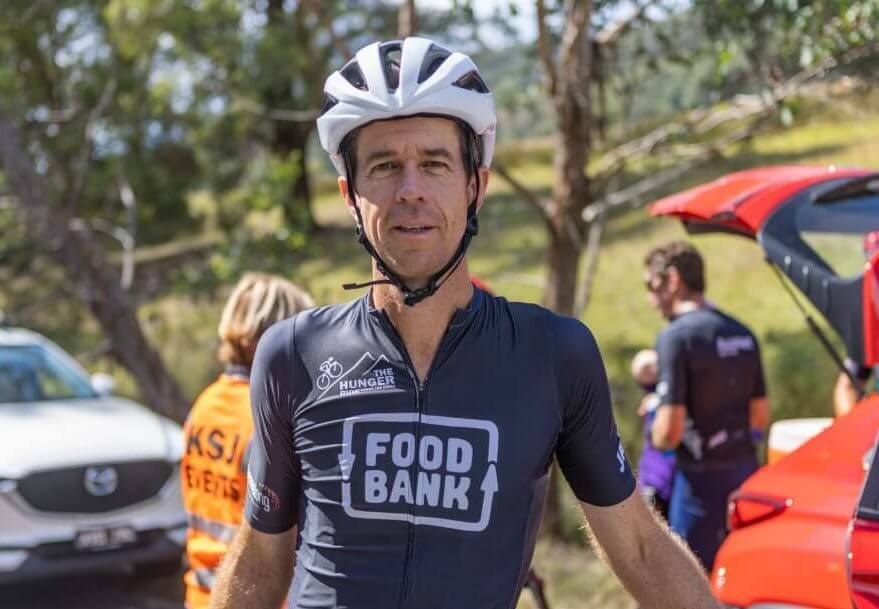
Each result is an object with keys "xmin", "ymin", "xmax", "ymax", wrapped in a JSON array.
[
  {"xmin": 645, "ymin": 241, "xmax": 770, "ymax": 572},
  {"xmin": 210, "ymin": 38, "xmax": 720, "ymax": 609}
]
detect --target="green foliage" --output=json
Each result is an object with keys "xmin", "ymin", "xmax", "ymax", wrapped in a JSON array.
[{"xmin": 696, "ymin": 0, "xmax": 879, "ymax": 74}]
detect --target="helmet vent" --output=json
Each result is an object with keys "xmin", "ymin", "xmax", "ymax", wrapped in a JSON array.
[
  {"xmin": 320, "ymin": 94, "xmax": 339, "ymax": 115},
  {"xmin": 453, "ymin": 71, "xmax": 489, "ymax": 94},
  {"xmin": 417, "ymin": 44, "xmax": 452, "ymax": 84},
  {"xmin": 379, "ymin": 41, "xmax": 403, "ymax": 92},
  {"xmin": 340, "ymin": 59, "xmax": 368, "ymax": 91}
]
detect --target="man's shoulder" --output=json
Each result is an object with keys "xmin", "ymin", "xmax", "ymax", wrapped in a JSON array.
[
  {"xmin": 502, "ymin": 300, "xmax": 590, "ymax": 334},
  {"xmin": 287, "ymin": 297, "xmax": 365, "ymax": 342},
  {"xmin": 503, "ymin": 301, "xmax": 600, "ymax": 362},
  {"xmin": 664, "ymin": 306, "xmax": 743, "ymax": 334},
  {"xmin": 713, "ymin": 308, "xmax": 756, "ymax": 337},
  {"xmin": 658, "ymin": 316, "xmax": 687, "ymax": 340}
]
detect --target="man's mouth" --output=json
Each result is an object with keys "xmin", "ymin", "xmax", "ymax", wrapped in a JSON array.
[{"xmin": 394, "ymin": 225, "xmax": 434, "ymax": 234}]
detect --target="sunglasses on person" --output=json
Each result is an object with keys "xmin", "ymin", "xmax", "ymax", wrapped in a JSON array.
[{"xmin": 644, "ymin": 272, "xmax": 666, "ymax": 293}]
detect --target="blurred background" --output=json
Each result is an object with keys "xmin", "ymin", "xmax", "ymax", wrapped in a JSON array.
[{"xmin": 0, "ymin": 1, "xmax": 877, "ymax": 607}]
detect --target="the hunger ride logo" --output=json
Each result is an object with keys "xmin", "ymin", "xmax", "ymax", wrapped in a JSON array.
[
  {"xmin": 339, "ymin": 413, "xmax": 499, "ymax": 532},
  {"xmin": 339, "ymin": 365, "xmax": 395, "ymax": 396},
  {"xmin": 317, "ymin": 352, "xmax": 399, "ymax": 399}
]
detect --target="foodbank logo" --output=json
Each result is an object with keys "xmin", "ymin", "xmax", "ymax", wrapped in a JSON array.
[{"xmin": 338, "ymin": 413, "xmax": 500, "ymax": 532}]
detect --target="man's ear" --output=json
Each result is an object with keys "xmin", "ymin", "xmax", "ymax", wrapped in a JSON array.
[
  {"xmin": 339, "ymin": 176, "xmax": 358, "ymax": 222},
  {"xmin": 666, "ymin": 266, "xmax": 682, "ymax": 293},
  {"xmin": 470, "ymin": 167, "xmax": 490, "ymax": 213}
]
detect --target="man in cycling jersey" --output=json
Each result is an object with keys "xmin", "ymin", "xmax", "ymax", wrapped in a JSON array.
[
  {"xmin": 211, "ymin": 37, "xmax": 720, "ymax": 609},
  {"xmin": 645, "ymin": 241, "xmax": 770, "ymax": 572}
]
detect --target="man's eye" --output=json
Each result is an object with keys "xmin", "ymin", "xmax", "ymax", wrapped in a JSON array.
[
  {"xmin": 371, "ymin": 162, "xmax": 398, "ymax": 175},
  {"xmin": 424, "ymin": 161, "xmax": 449, "ymax": 173}
]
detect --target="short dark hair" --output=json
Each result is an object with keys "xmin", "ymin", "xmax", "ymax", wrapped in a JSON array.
[
  {"xmin": 644, "ymin": 241, "xmax": 705, "ymax": 293},
  {"xmin": 339, "ymin": 116, "xmax": 480, "ymax": 195}
]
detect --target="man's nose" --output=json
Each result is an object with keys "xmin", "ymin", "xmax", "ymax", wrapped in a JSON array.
[{"xmin": 395, "ymin": 161, "xmax": 426, "ymax": 202}]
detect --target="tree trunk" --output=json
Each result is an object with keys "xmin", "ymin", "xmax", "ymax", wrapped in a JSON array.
[
  {"xmin": 544, "ymin": 93, "xmax": 590, "ymax": 316},
  {"xmin": 540, "ymin": 6, "xmax": 594, "ymax": 536},
  {"xmin": 0, "ymin": 115, "xmax": 189, "ymax": 422},
  {"xmin": 273, "ymin": 121, "xmax": 317, "ymax": 232},
  {"xmin": 544, "ymin": 212, "xmax": 582, "ymax": 316},
  {"xmin": 266, "ymin": 0, "xmax": 318, "ymax": 232},
  {"xmin": 398, "ymin": 0, "xmax": 418, "ymax": 37}
]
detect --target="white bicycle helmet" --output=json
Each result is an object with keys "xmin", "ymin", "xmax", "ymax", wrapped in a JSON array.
[
  {"xmin": 318, "ymin": 38, "xmax": 496, "ymax": 306},
  {"xmin": 317, "ymin": 36, "xmax": 496, "ymax": 175}
]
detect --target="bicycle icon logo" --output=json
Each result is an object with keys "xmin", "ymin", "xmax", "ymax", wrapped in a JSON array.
[{"xmin": 316, "ymin": 357, "xmax": 344, "ymax": 390}]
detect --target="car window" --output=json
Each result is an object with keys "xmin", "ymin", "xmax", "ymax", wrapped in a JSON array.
[
  {"xmin": 798, "ymin": 192, "xmax": 879, "ymax": 279},
  {"xmin": 801, "ymin": 233, "xmax": 871, "ymax": 278},
  {"xmin": 0, "ymin": 345, "xmax": 95, "ymax": 403}
]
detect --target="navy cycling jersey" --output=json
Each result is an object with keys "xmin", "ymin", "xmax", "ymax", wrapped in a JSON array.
[
  {"xmin": 655, "ymin": 307, "xmax": 766, "ymax": 467},
  {"xmin": 244, "ymin": 288, "xmax": 635, "ymax": 609}
]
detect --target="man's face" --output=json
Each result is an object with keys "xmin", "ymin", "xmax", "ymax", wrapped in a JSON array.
[
  {"xmin": 339, "ymin": 116, "xmax": 485, "ymax": 287},
  {"xmin": 644, "ymin": 267, "xmax": 674, "ymax": 320}
]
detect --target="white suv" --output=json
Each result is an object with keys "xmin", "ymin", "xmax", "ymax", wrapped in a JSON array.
[{"xmin": 0, "ymin": 325, "xmax": 186, "ymax": 582}]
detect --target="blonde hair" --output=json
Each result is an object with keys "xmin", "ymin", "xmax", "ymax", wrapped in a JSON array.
[
  {"xmin": 630, "ymin": 349, "xmax": 658, "ymax": 386},
  {"xmin": 217, "ymin": 273, "xmax": 314, "ymax": 366}
]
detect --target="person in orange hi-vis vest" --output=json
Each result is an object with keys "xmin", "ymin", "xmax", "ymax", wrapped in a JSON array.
[{"xmin": 181, "ymin": 273, "xmax": 314, "ymax": 609}]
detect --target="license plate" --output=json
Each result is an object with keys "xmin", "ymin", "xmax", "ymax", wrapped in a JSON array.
[{"xmin": 73, "ymin": 526, "xmax": 138, "ymax": 551}]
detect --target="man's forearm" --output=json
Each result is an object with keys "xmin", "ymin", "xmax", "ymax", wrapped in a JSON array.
[
  {"xmin": 209, "ymin": 525, "xmax": 294, "ymax": 609},
  {"xmin": 601, "ymin": 517, "xmax": 720, "ymax": 609}
]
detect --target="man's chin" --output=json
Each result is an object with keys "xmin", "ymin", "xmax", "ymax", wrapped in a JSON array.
[{"xmin": 381, "ymin": 256, "xmax": 450, "ymax": 287}]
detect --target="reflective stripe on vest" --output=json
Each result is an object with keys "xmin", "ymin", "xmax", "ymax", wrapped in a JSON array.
[
  {"xmin": 193, "ymin": 567, "xmax": 217, "ymax": 590},
  {"xmin": 187, "ymin": 512, "xmax": 238, "ymax": 543}
]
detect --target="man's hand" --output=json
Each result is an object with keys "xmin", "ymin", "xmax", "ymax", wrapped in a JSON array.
[
  {"xmin": 651, "ymin": 404, "xmax": 685, "ymax": 450},
  {"xmin": 209, "ymin": 521, "xmax": 296, "ymax": 609},
  {"xmin": 749, "ymin": 396, "xmax": 770, "ymax": 432},
  {"xmin": 581, "ymin": 491, "xmax": 722, "ymax": 609}
]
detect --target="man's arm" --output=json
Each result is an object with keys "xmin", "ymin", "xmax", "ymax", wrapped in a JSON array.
[
  {"xmin": 834, "ymin": 372, "xmax": 860, "ymax": 417},
  {"xmin": 581, "ymin": 492, "xmax": 722, "ymax": 609},
  {"xmin": 833, "ymin": 358, "xmax": 871, "ymax": 417},
  {"xmin": 651, "ymin": 404, "xmax": 685, "ymax": 450},
  {"xmin": 749, "ymin": 396, "xmax": 770, "ymax": 431},
  {"xmin": 210, "ymin": 521, "xmax": 296, "ymax": 609},
  {"xmin": 652, "ymin": 328, "xmax": 688, "ymax": 450}
]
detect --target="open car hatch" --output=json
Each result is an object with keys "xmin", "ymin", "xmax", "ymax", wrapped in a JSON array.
[{"xmin": 649, "ymin": 165, "xmax": 879, "ymax": 367}]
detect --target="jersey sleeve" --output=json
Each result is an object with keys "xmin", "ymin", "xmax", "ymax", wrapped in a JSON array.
[
  {"xmin": 552, "ymin": 316, "xmax": 636, "ymax": 506},
  {"xmin": 244, "ymin": 318, "xmax": 301, "ymax": 533},
  {"xmin": 655, "ymin": 327, "xmax": 688, "ymax": 407}
]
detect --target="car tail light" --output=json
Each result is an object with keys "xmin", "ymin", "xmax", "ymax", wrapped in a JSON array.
[
  {"xmin": 727, "ymin": 492, "xmax": 791, "ymax": 530},
  {"xmin": 849, "ymin": 518, "xmax": 879, "ymax": 609}
]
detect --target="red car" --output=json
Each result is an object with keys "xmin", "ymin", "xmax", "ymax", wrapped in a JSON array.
[{"xmin": 649, "ymin": 165, "xmax": 879, "ymax": 609}]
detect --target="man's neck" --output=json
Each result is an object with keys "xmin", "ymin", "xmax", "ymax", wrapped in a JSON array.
[
  {"xmin": 372, "ymin": 263, "xmax": 473, "ymax": 383},
  {"xmin": 671, "ymin": 294, "xmax": 705, "ymax": 318}
]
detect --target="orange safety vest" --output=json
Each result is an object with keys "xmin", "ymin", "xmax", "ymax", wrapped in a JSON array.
[{"xmin": 181, "ymin": 371, "xmax": 252, "ymax": 609}]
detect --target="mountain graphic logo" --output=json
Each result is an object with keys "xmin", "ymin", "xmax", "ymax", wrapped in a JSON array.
[{"xmin": 316, "ymin": 352, "xmax": 400, "ymax": 399}]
